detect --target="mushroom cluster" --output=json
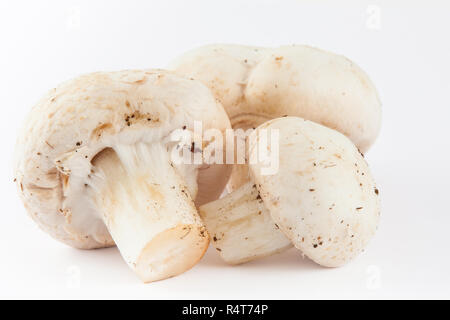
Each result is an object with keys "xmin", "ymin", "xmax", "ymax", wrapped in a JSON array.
[{"xmin": 14, "ymin": 44, "xmax": 381, "ymax": 283}]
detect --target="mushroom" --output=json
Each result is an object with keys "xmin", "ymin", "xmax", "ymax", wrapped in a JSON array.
[
  {"xmin": 199, "ymin": 117, "xmax": 380, "ymax": 267},
  {"xmin": 170, "ymin": 44, "xmax": 382, "ymax": 191},
  {"xmin": 13, "ymin": 70, "xmax": 231, "ymax": 282}
]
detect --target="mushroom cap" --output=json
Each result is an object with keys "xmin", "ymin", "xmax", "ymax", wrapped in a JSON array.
[
  {"xmin": 248, "ymin": 117, "xmax": 380, "ymax": 267},
  {"xmin": 14, "ymin": 70, "xmax": 230, "ymax": 249},
  {"xmin": 170, "ymin": 44, "xmax": 381, "ymax": 152}
]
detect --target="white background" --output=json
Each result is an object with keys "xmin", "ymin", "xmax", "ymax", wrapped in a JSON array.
[{"xmin": 1, "ymin": 0, "xmax": 449, "ymax": 299}]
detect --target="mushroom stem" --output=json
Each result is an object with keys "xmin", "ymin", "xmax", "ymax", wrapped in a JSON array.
[
  {"xmin": 91, "ymin": 143, "xmax": 209, "ymax": 282},
  {"xmin": 226, "ymin": 116, "xmax": 267, "ymax": 192},
  {"xmin": 199, "ymin": 181, "xmax": 292, "ymax": 264}
]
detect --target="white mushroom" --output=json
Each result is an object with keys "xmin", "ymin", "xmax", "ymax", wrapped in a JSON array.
[
  {"xmin": 199, "ymin": 117, "xmax": 380, "ymax": 267},
  {"xmin": 170, "ymin": 44, "xmax": 382, "ymax": 191},
  {"xmin": 13, "ymin": 70, "xmax": 231, "ymax": 282}
]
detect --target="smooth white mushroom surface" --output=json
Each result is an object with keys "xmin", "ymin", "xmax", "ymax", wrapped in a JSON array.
[
  {"xmin": 170, "ymin": 44, "xmax": 382, "ymax": 191},
  {"xmin": 200, "ymin": 117, "xmax": 380, "ymax": 267},
  {"xmin": 13, "ymin": 70, "xmax": 231, "ymax": 282}
]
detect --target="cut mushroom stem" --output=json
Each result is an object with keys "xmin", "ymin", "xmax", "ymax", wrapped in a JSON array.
[
  {"xmin": 199, "ymin": 181, "xmax": 292, "ymax": 264},
  {"xmin": 90, "ymin": 142, "xmax": 209, "ymax": 282}
]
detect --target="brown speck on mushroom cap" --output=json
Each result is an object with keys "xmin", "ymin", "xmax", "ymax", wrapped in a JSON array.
[
  {"xmin": 45, "ymin": 141, "xmax": 54, "ymax": 149},
  {"xmin": 358, "ymin": 149, "xmax": 365, "ymax": 158}
]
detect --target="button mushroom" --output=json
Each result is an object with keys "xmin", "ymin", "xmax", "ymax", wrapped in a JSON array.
[
  {"xmin": 13, "ymin": 70, "xmax": 231, "ymax": 282},
  {"xmin": 199, "ymin": 117, "xmax": 380, "ymax": 267},
  {"xmin": 170, "ymin": 44, "xmax": 382, "ymax": 191}
]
